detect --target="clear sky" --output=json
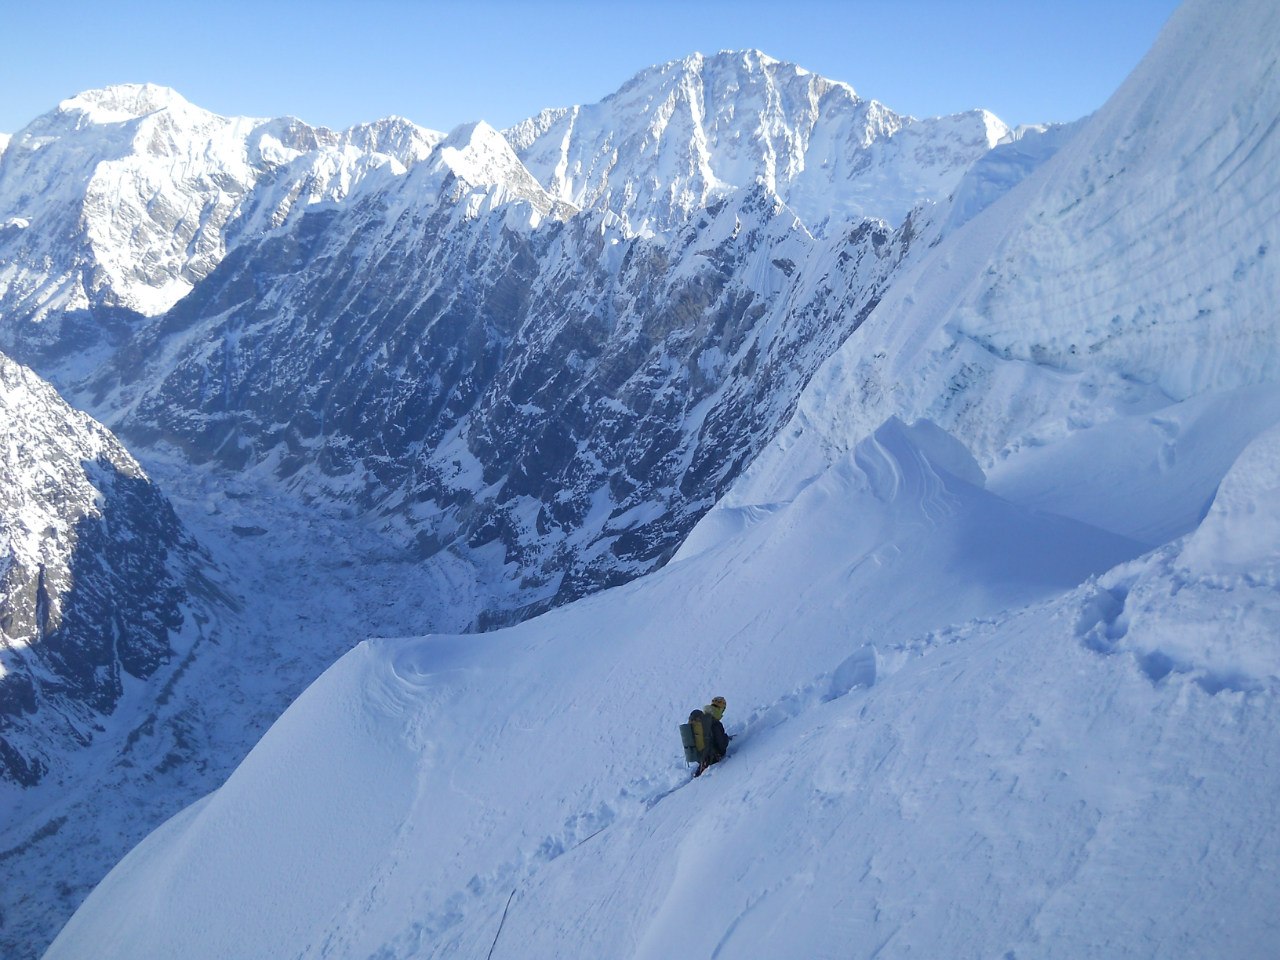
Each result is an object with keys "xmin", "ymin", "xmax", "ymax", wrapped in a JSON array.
[{"xmin": 1, "ymin": 0, "xmax": 1182, "ymax": 136}]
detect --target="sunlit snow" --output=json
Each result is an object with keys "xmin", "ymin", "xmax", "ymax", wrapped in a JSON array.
[{"xmin": 42, "ymin": 0, "xmax": 1280, "ymax": 956}]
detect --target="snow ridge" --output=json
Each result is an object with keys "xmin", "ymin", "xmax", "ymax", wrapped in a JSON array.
[{"xmin": 42, "ymin": 414, "xmax": 1150, "ymax": 960}]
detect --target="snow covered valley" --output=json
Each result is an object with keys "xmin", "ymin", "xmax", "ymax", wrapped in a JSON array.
[{"xmin": 4, "ymin": 0, "xmax": 1280, "ymax": 955}]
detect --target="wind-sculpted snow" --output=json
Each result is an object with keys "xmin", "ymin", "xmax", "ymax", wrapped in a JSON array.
[
  {"xmin": 45, "ymin": 417, "xmax": 1159, "ymax": 959},
  {"xmin": 0, "ymin": 83, "xmax": 440, "ymax": 377},
  {"xmin": 733, "ymin": 0, "xmax": 1280, "ymax": 507},
  {"xmin": 506, "ymin": 49, "xmax": 1008, "ymax": 237}
]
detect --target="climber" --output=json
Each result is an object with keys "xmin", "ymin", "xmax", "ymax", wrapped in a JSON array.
[{"xmin": 683, "ymin": 695, "xmax": 730, "ymax": 777}]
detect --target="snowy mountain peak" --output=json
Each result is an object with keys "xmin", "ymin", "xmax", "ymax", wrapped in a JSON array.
[
  {"xmin": 439, "ymin": 118, "xmax": 504, "ymax": 154},
  {"xmin": 0, "ymin": 88, "xmax": 446, "ymax": 370},
  {"xmin": 629, "ymin": 48, "xmax": 847, "ymax": 100},
  {"xmin": 435, "ymin": 119, "xmax": 527, "ymax": 187},
  {"xmin": 423, "ymin": 119, "xmax": 574, "ymax": 224},
  {"xmin": 507, "ymin": 48, "xmax": 1005, "ymax": 236},
  {"xmin": 57, "ymin": 82, "xmax": 198, "ymax": 125}
]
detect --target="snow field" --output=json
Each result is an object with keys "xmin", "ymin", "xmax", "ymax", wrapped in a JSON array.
[{"xmin": 48, "ymin": 414, "xmax": 1174, "ymax": 959}]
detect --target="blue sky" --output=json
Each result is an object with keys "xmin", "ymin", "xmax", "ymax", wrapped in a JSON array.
[{"xmin": 2, "ymin": 0, "xmax": 1181, "ymax": 135}]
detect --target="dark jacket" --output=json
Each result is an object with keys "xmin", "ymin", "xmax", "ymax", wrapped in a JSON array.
[{"xmin": 702, "ymin": 704, "xmax": 730, "ymax": 759}]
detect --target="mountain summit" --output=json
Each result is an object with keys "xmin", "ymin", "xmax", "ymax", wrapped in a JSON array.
[{"xmin": 507, "ymin": 48, "xmax": 1008, "ymax": 236}]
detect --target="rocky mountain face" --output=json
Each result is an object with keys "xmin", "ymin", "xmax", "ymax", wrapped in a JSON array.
[
  {"xmin": 0, "ymin": 352, "xmax": 200, "ymax": 786},
  {"xmin": 44, "ymin": 52, "xmax": 1011, "ymax": 624},
  {"xmin": 96, "ymin": 149, "xmax": 919, "ymax": 622}
]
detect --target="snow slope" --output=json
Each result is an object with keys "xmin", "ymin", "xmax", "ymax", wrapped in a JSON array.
[
  {"xmin": 33, "ymin": 2, "xmax": 1280, "ymax": 956},
  {"xmin": 46, "ymin": 386, "xmax": 1280, "ymax": 958},
  {"xmin": 46, "ymin": 417, "xmax": 1162, "ymax": 959},
  {"xmin": 730, "ymin": 0, "xmax": 1280, "ymax": 509}
]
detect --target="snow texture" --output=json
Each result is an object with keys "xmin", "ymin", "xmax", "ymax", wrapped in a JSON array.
[
  {"xmin": 21, "ymin": 2, "xmax": 1280, "ymax": 956},
  {"xmin": 733, "ymin": 0, "xmax": 1280, "ymax": 510}
]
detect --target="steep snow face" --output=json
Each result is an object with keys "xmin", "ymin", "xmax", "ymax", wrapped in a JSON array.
[
  {"xmin": 0, "ymin": 83, "xmax": 440, "ymax": 373},
  {"xmin": 734, "ymin": 0, "xmax": 1280, "ymax": 506},
  {"xmin": 0, "ymin": 353, "xmax": 198, "ymax": 786},
  {"xmin": 50, "ymin": 393, "xmax": 1280, "ymax": 958},
  {"xmin": 506, "ymin": 49, "xmax": 1008, "ymax": 236},
  {"xmin": 44, "ymin": 417, "xmax": 1159, "ymax": 960}
]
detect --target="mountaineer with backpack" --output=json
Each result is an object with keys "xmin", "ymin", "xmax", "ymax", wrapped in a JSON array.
[{"xmin": 680, "ymin": 696, "xmax": 730, "ymax": 776}]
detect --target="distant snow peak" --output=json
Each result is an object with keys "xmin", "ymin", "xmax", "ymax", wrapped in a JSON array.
[
  {"xmin": 506, "ymin": 48, "xmax": 1005, "ymax": 237},
  {"xmin": 438, "ymin": 119, "xmax": 513, "ymax": 171},
  {"xmin": 0, "ymin": 86, "xmax": 447, "ymax": 367},
  {"xmin": 59, "ymin": 82, "xmax": 197, "ymax": 124}
]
